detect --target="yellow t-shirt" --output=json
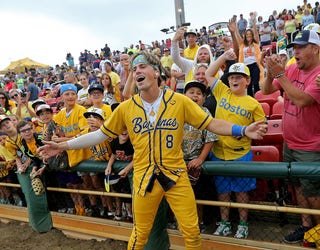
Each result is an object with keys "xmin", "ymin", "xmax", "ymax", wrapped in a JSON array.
[
  {"xmin": 53, "ymin": 104, "xmax": 91, "ymax": 167},
  {"xmin": 0, "ymin": 144, "xmax": 15, "ymax": 161},
  {"xmin": 184, "ymin": 45, "xmax": 199, "ymax": 60},
  {"xmin": 212, "ymin": 80, "xmax": 265, "ymax": 160}
]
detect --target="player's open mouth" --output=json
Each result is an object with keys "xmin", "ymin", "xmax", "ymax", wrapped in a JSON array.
[{"xmin": 136, "ymin": 76, "xmax": 145, "ymax": 82}]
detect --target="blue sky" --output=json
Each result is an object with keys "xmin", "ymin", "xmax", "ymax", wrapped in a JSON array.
[{"xmin": 0, "ymin": 0, "xmax": 296, "ymax": 69}]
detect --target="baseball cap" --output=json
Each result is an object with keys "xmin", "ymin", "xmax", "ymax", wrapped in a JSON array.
[
  {"xmin": 287, "ymin": 30, "xmax": 320, "ymax": 48},
  {"xmin": 105, "ymin": 60, "xmax": 113, "ymax": 67},
  {"xmin": 0, "ymin": 115, "xmax": 10, "ymax": 125},
  {"xmin": 36, "ymin": 104, "xmax": 53, "ymax": 116},
  {"xmin": 88, "ymin": 84, "xmax": 104, "ymax": 94},
  {"xmin": 32, "ymin": 98, "xmax": 46, "ymax": 110},
  {"xmin": 228, "ymin": 63, "xmax": 250, "ymax": 77},
  {"xmin": 184, "ymin": 80, "xmax": 207, "ymax": 94},
  {"xmin": 60, "ymin": 84, "xmax": 77, "ymax": 95},
  {"xmin": 83, "ymin": 107, "xmax": 105, "ymax": 120},
  {"xmin": 185, "ymin": 28, "xmax": 197, "ymax": 36},
  {"xmin": 304, "ymin": 23, "xmax": 320, "ymax": 34}
]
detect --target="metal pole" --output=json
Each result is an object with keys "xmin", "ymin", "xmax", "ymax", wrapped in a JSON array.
[{"xmin": 174, "ymin": 0, "xmax": 185, "ymax": 28}]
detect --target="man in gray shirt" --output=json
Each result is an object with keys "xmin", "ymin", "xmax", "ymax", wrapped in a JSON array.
[{"xmin": 237, "ymin": 14, "xmax": 248, "ymax": 37}]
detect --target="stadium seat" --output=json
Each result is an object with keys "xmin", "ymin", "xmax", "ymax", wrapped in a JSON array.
[
  {"xmin": 254, "ymin": 119, "xmax": 283, "ymax": 146},
  {"xmin": 254, "ymin": 90, "xmax": 281, "ymax": 110},
  {"xmin": 45, "ymin": 98, "xmax": 60, "ymax": 107},
  {"xmin": 260, "ymin": 102, "xmax": 270, "ymax": 119},
  {"xmin": 251, "ymin": 145, "xmax": 279, "ymax": 162},
  {"xmin": 270, "ymin": 101, "xmax": 284, "ymax": 120},
  {"xmin": 250, "ymin": 145, "xmax": 280, "ymax": 202}
]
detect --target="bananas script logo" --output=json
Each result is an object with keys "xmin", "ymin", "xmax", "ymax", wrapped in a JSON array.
[{"xmin": 295, "ymin": 32, "xmax": 303, "ymax": 39}]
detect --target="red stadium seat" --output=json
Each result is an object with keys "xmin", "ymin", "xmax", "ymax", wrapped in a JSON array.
[
  {"xmin": 270, "ymin": 101, "xmax": 284, "ymax": 120},
  {"xmin": 253, "ymin": 119, "xmax": 283, "ymax": 145},
  {"xmin": 251, "ymin": 145, "xmax": 280, "ymax": 162},
  {"xmin": 260, "ymin": 102, "xmax": 270, "ymax": 119},
  {"xmin": 253, "ymin": 119, "xmax": 283, "ymax": 162},
  {"xmin": 250, "ymin": 146, "xmax": 282, "ymax": 203},
  {"xmin": 45, "ymin": 98, "xmax": 56, "ymax": 106},
  {"xmin": 254, "ymin": 90, "xmax": 281, "ymax": 110}
]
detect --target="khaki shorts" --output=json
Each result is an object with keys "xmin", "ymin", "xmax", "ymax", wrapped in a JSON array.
[{"xmin": 284, "ymin": 143, "xmax": 320, "ymax": 197}]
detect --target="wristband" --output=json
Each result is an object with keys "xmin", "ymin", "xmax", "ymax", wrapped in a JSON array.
[
  {"xmin": 274, "ymin": 72, "xmax": 285, "ymax": 79},
  {"xmin": 241, "ymin": 126, "xmax": 247, "ymax": 137},
  {"xmin": 232, "ymin": 125, "xmax": 247, "ymax": 137},
  {"xmin": 232, "ymin": 125, "xmax": 242, "ymax": 137}
]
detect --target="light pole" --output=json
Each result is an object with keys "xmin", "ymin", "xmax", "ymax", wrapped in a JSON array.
[
  {"xmin": 178, "ymin": 8, "xmax": 182, "ymax": 27},
  {"xmin": 174, "ymin": 0, "xmax": 185, "ymax": 28}
]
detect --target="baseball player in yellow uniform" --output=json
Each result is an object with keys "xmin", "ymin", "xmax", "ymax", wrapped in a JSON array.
[{"xmin": 38, "ymin": 51, "xmax": 267, "ymax": 250}]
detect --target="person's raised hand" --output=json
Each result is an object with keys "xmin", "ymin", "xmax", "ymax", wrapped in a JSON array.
[{"xmin": 172, "ymin": 27, "xmax": 185, "ymax": 42}]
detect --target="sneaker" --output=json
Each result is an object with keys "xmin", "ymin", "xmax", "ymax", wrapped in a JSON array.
[
  {"xmin": 91, "ymin": 206, "xmax": 101, "ymax": 217},
  {"xmin": 58, "ymin": 208, "xmax": 67, "ymax": 213},
  {"xmin": 0, "ymin": 199, "xmax": 8, "ymax": 204},
  {"xmin": 213, "ymin": 221, "xmax": 232, "ymax": 236},
  {"xmin": 85, "ymin": 208, "xmax": 93, "ymax": 216},
  {"xmin": 234, "ymin": 222, "xmax": 248, "ymax": 239},
  {"xmin": 100, "ymin": 207, "xmax": 108, "ymax": 218},
  {"xmin": 168, "ymin": 222, "xmax": 178, "ymax": 230},
  {"xmin": 199, "ymin": 222, "xmax": 207, "ymax": 233},
  {"xmin": 66, "ymin": 207, "xmax": 75, "ymax": 214},
  {"xmin": 114, "ymin": 213, "xmax": 122, "ymax": 221},
  {"xmin": 284, "ymin": 225, "xmax": 312, "ymax": 244},
  {"xmin": 108, "ymin": 211, "xmax": 115, "ymax": 217}
]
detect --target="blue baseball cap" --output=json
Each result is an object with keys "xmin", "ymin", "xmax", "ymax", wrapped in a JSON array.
[
  {"xmin": 88, "ymin": 84, "xmax": 104, "ymax": 94},
  {"xmin": 287, "ymin": 30, "xmax": 320, "ymax": 48},
  {"xmin": 60, "ymin": 84, "xmax": 77, "ymax": 95}
]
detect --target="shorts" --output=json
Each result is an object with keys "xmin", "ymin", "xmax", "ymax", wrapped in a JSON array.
[
  {"xmin": 213, "ymin": 151, "xmax": 256, "ymax": 194},
  {"xmin": 284, "ymin": 143, "xmax": 320, "ymax": 197}
]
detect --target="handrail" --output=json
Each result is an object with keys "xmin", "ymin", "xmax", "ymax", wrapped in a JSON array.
[{"xmin": 73, "ymin": 160, "xmax": 320, "ymax": 179}]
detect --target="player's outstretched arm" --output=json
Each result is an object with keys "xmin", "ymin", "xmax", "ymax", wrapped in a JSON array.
[
  {"xmin": 38, "ymin": 129, "xmax": 110, "ymax": 160},
  {"xmin": 206, "ymin": 119, "xmax": 267, "ymax": 140}
]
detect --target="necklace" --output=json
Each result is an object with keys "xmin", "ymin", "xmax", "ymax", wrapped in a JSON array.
[{"xmin": 141, "ymin": 89, "xmax": 163, "ymax": 122}]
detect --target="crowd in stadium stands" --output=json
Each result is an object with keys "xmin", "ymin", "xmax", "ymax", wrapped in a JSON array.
[{"xmin": 1, "ymin": 0, "xmax": 320, "ymax": 247}]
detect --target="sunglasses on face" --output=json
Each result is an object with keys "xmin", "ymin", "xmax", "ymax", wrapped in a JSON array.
[
  {"xmin": 10, "ymin": 94, "xmax": 19, "ymax": 98},
  {"xmin": 0, "ymin": 96, "xmax": 6, "ymax": 100}
]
